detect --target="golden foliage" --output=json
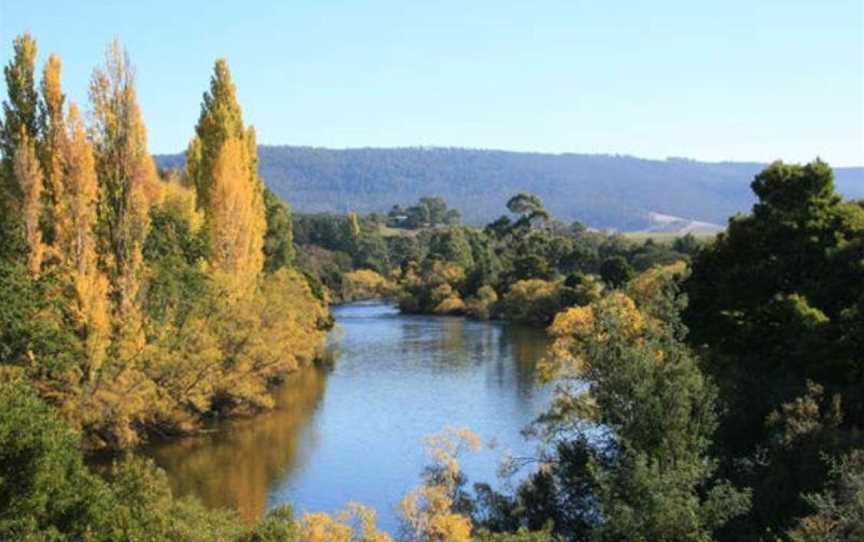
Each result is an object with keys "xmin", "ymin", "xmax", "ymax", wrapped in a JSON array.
[
  {"xmin": 625, "ymin": 261, "xmax": 687, "ymax": 303},
  {"xmin": 540, "ymin": 291, "xmax": 647, "ymax": 428},
  {"xmin": 500, "ymin": 279, "xmax": 562, "ymax": 324},
  {"xmin": 159, "ymin": 180, "xmax": 204, "ymax": 235},
  {"xmin": 464, "ymin": 285, "xmax": 497, "ymax": 320},
  {"xmin": 401, "ymin": 427, "xmax": 480, "ymax": 542},
  {"xmin": 342, "ymin": 268, "xmax": 396, "ymax": 300},
  {"xmin": 89, "ymin": 40, "xmax": 156, "ymax": 366},
  {"xmin": 598, "ymin": 292, "xmax": 644, "ymax": 337},
  {"xmin": 208, "ymin": 137, "xmax": 265, "ymax": 293},
  {"xmin": 299, "ymin": 503, "xmax": 391, "ymax": 542},
  {"xmin": 766, "ymin": 381, "xmax": 842, "ymax": 447},
  {"xmin": 62, "ymin": 103, "xmax": 110, "ymax": 379},
  {"xmin": 542, "ymin": 305, "xmax": 595, "ymax": 380},
  {"xmin": 39, "ymin": 54, "xmax": 70, "ymax": 251},
  {"xmin": 434, "ymin": 294, "xmax": 466, "ymax": 315},
  {"xmin": 13, "ymin": 128, "xmax": 45, "ymax": 274},
  {"xmin": 205, "ymin": 268, "xmax": 328, "ymax": 414},
  {"xmin": 430, "ymin": 283, "xmax": 465, "ymax": 315},
  {"xmin": 1, "ymin": 39, "xmax": 331, "ymax": 457},
  {"xmin": 543, "ymin": 293, "xmax": 644, "ymax": 379}
]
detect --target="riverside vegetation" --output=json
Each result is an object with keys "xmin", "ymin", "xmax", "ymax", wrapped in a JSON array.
[{"xmin": 1, "ymin": 33, "xmax": 862, "ymax": 542}]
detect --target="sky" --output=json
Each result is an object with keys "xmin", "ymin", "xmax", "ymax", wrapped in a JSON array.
[{"xmin": 0, "ymin": 1, "xmax": 862, "ymax": 165}]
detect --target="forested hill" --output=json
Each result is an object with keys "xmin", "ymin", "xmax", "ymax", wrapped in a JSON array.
[{"xmin": 155, "ymin": 147, "xmax": 864, "ymax": 230}]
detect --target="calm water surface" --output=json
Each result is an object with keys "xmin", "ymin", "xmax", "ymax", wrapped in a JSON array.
[{"xmin": 143, "ymin": 301, "xmax": 551, "ymax": 533}]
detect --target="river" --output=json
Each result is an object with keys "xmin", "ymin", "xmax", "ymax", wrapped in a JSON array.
[{"xmin": 142, "ymin": 301, "xmax": 551, "ymax": 533}]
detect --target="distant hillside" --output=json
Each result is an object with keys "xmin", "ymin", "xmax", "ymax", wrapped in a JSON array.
[{"xmin": 155, "ymin": 147, "xmax": 864, "ymax": 231}]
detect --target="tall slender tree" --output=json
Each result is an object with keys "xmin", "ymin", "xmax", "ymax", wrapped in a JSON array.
[
  {"xmin": 208, "ymin": 136, "xmax": 264, "ymax": 284},
  {"xmin": 186, "ymin": 59, "xmax": 265, "ymax": 288},
  {"xmin": 12, "ymin": 128, "xmax": 45, "ymax": 274},
  {"xmin": 89, "ymin": 39, "xmax": 156, "ymax": 356},
  {"xmin": 64, "ymin": 103, "xmax": 110, "ymax": 379},
  {"xmin": 185, "ymin": 59, "xmax": 248, "ymax": 210},
  {"xmin": 1, "ymin": 33, "xmax": 39, "ymax": 176},
  {"xmin": 38, "ymin": 54, "xmax": 69, "ymax": 250},
  {"xmin": 0, "ymin": 33, "xmax": 40, "ymax": 259}
]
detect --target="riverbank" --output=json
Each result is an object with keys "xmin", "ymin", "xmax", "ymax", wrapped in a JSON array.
[{"xmin": 138, "ymin": 301, "xmax": 551, "ymax": 533}]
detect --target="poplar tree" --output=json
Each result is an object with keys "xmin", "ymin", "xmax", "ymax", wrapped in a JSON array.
[
  {"xmin": 12, "ymin": 128, "xmax": 45, "ymax": 274},
  {"xmin": 1, "ymin": 33, "xmax": 39, "ymax": 178},
  {"xmin": 64, "ymin": 103, "xmax": 110, "ymax": 379},
  {"xmin": 208, "ymin": 136, "xmax": 264, "ymax": 285},
  {"xmin": 38, "ymin": 54, "xmax": 69, "ymax": 249},
  {"xmin": 186, "ymin": 59, "xmax": 265, "ymax": 287},
  {"xmin": 89, "ymin": 39, "xmax": 156, "ymax": 355},
  {"xmin": 0, "ymin": 33, "xmax": 39, "ymax": 259}
]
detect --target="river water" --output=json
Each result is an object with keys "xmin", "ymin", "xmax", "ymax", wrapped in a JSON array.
[{"xmin": 142, "ymin": 301, "xmax": 551, "ymax": 533}]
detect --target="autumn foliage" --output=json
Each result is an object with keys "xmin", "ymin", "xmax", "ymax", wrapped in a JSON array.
[{"xmin": 0, "ymin": 35, "xmax": 328, "ymax": 452}]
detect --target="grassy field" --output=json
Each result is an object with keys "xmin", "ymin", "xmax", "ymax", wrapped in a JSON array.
[
  {"xmin": 622, "ymin": 230, "xmax": 720, "ymax": 244},
  {"xmin": 377, "ymin": 223, "xmax": 720, "ymax": 245}
]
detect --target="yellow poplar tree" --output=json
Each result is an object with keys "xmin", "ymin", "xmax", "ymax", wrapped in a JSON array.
[
  {"xmin": 12, "ymin": 128, "xmax": 45, "ymax": 274},
  {"xmin": 208, "ymin": 136, "xmax": 264, "ymax": 285},
  {"xmin": 38, "ymin": 54, "xmax": 69, "ymax": 250},
  {"xmin": 186, "ymin": 59, "xmax": 265, "ymax": 289},
  {"xmin": 89, "ymin": 39, "xmax": 156, "ymax": 358},
  {"xmin": 63, "ymin": 103, "xmax": 110, "ymax": 379}
]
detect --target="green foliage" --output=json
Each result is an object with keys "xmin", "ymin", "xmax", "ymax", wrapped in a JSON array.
[
  {"xmin": 475, "ymin": 268, "xmax": 750, "ymax": 541},
  {"xmin": 506, "ymin": 193, "xmax": 549, "ymax": 229},
  {"xmin": 0, "ymin": 382, "xmax": 298, "ymax": 541},
  {"xmin": 1, "ymin": 33, "xmax": 39, "ymax": 177},
  {"xmin": 263, "ymin": 188, "xmax": 295, "ymax": 273},
  {"xmin": 599, "ymin": 255, "xmax": 633, "ymax": 288},
  {"xmin": 0, "ymin": 33, "xmax": 39, "ymax": 265},
  {"xmin": 0, "ymin": 382, "xmax": 113, "ymax": 541},
  {"xmin": 428, "ymin": 227, "xmax": 475, "ymax": 272},
  {"xmin": 241, "ymin": 505, "xmax": 298, "ymax": 542},
  {"xmin": 684, "ymin": 159, "xmax": 864, "ymax": 538},
  {"xmin": 474, "ymin": 527, "xmax": 557, "ymax": 542},
  {"xmin": 393, "ymin": 194, "xmax": 692, "ymax": 326},
  {"xmin": 787, "ymin": 450, "xmax": 864, "ymax": 542},
  {"xmin": 671, "ymin": 233, "xmax": 703, "ymax": 256},
  {"xmin": 0, "ymin": 260, "xmax": 83, "ymax": 376},
  {"xmin": 354, "ymin": 233, "xmax": 391, "ymax": 274},
  {"xmin": 387, "ymin": 196, "xmax": 461, "ymax": 229},
  {"xmin": 499, "ymin": 279, "xmax": 563, "ymax": 325}
]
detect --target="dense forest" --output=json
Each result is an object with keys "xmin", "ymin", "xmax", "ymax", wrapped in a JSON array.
[
  {"xmin": 1, "ymin": 33, "xmax": 863, "ymax": 542},
  {"xmin": 156, "ymin": 146, "xmax": 864, "ymax": 230},
  {"xmin": 291, "ymin": 194, "xmax": 699, "ymax": 319}
]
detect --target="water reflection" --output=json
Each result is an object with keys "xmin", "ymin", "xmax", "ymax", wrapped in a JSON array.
[
  {"xmin": 144, "ymin": 368, "xmax": 328, "ymax": 522},
  {"xmin": 142, "ymin": 302, "xmax": 550, "ymax": 533}
]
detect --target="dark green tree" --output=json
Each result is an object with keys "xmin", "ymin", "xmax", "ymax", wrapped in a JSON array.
[
  {"xmin": 262, "ymin": 188, "xmax": 295, "ymax": 273},
  {"xmin": 599, "ymin": 255, "xmax": 633, "ymax": 288},
  {"xmin": 428, "ymin": 227, "xmax": 475, "ymax": 272},
  {"xmin": 684, "ymin": 160, "xmax": 864, "ymax": 539}
]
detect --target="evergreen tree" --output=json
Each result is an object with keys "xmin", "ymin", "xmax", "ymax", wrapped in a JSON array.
[
  {"xmin": 684, "ymin": 160, "xmax": 864, "ymax": 538},
  {"xmin": 262, "ymin": 188, "xmax": 295, "ymax": 273}
]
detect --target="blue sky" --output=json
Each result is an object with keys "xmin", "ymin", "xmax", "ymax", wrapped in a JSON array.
[{"xmin": 1, "ymin": 1, "xmax": 862, "ymax": 165}]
